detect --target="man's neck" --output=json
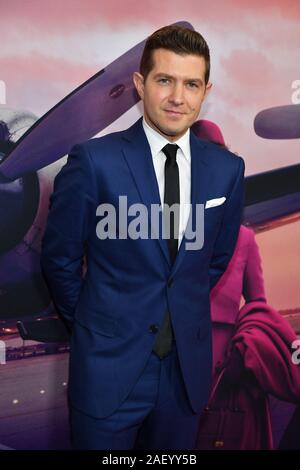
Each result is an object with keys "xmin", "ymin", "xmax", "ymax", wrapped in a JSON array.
[{"xmin": 143, "ymin": 115, "xmax": 188, "ymax": 143}]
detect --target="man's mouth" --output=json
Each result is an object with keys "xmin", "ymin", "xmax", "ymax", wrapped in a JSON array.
[{"xmin": 165, "ymin": 110, "xmax": 184, "ymax": 116}]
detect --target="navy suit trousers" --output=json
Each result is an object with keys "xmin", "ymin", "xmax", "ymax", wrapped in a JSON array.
[{"xmin": 70, "ymin": 343, "xmax": 200, "ymax": 450}]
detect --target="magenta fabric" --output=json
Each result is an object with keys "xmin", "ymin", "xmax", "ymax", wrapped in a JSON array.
[
  {"xmin": 197, "ymin": 226, "xmax": 300, "ymax": 449},
  {"xmin": 230, "ymin": 301, "xmax": 300, "ymax": 449},
  {"xmin": 233, "ymin": 301, "xmax": 300, "ymax": 404},
  {"xmin": 191, "ymin": 119, "xmax": 226, "ymax": 146},
  {"xmin": 197, "ymin": 300, "xmax": 300, "ymax": 449},
  {"xmin": 210, "ymin": 225, "xmax": 266, "ymax": 371}
]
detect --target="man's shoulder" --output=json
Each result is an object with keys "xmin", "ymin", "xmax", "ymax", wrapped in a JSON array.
[
  {"xmin": 75, "ymin": 129, "xmax": 125, "ymax": 153},
  {"xmin": 72, "ymin": 118, "xmax": 141, "ymax": 156},
  {"xmin": 198, "ymin": 139, "xmax": 244, "ymax": 173}
]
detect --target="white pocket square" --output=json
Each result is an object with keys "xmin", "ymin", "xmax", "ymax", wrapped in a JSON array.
[{"xmin": 205, "ymin": 197, "xmax": 226, "ymax": 209}]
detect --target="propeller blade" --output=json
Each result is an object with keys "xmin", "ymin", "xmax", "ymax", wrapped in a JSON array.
[
  {"xmin": 243, "ymin": 163, "xmax": 300, "ymax": 230},
  {"xmin": 254, "ymin": 104, "xmax": 300, "ymax": 139},
  {"xmin": 0, "ymin": 21, "xmax": 194, "ymax": 181}
]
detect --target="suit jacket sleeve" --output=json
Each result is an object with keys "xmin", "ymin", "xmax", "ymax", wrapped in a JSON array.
[
  {"xmin": 209, "ymin": 156, "xmax": 245, "ymax": 290},
  {"xmin": 243, "ymin": 229, "xmax": 267, "ymax": 303},
  {"xmin": 40, "ymin": 144, "xmax": 98, "ymax": 325}
]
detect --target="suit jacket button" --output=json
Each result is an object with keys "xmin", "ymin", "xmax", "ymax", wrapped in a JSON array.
[
  {"xmin": 149, "ymin": 324, "xmax": 159, "ymax": 334},
  {"xmin": 167, "ymin": 278, "xmax": 174, "ymax": 288}
]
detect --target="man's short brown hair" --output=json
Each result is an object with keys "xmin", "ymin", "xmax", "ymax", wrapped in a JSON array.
[{"xmin": 140, "ymin": 25, "xmax": 210, "ymax": 84}]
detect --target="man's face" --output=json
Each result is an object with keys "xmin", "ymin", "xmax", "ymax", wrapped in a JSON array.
[{"xmin": 133, "ymin": 48, "xmax": 212, "ymax": 142}]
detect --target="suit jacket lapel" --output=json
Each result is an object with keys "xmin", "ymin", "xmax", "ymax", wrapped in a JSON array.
[
  {"xmin": 121, "ymin": 117, "xmax": 171, "ymax": 266},
  {"xmin": 170, "ymin": 131, "xmax": 209, "ymax": 277},
  {"xmin": 121, "ymin": 119, "xmax": 210, "ymax": 273}
]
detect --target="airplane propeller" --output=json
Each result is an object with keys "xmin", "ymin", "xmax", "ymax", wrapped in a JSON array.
[{"xmin": 0, "ymin": 21, "xmax": 193, "ymax": 181}]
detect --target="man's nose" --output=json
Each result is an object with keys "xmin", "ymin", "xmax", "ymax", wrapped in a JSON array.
[{"xmin": 168, "ymin": 83, "xmax": 184, "ymax": 104}]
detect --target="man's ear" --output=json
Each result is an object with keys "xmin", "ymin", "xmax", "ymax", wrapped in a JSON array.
[
  {"xmin": 133, "ymin": 72, "xmax": 145, "ymax": 100},
  {"xmin": 204, "ymin": 81, "xmax": 213, "ymax": 99}
]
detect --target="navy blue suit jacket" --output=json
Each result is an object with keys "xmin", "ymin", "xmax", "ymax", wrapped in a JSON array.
[{"xmin": 41, "ymin": 117, "xmax": 245, "ymax": 418}]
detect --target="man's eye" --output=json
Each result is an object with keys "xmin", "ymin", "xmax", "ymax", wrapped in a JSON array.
[
  {"xmin": 187, "ymin": 82, "xmax": 198, "ymax": 88},
  {"xmin": 158, "ymin": 78, "xmax": 170, "ymax": 84}
]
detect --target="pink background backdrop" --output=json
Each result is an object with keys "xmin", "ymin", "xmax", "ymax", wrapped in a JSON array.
[
  {"xmin": 0, "ymin": 0, "xmax": 299, "ymax": 449},
  {"xmin": 2, "ymin": 0, "xmax": 298, "ymax": 309}
]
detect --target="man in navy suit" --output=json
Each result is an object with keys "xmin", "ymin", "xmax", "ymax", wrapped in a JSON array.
[{"xmin": 41, "ymin": 24, "xmax": 245, "ymax": 450}]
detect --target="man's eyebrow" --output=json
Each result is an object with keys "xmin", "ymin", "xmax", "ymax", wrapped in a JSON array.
[{"xmin": 153, "ymin": 73, "xmax": 204, "ymax": 86}]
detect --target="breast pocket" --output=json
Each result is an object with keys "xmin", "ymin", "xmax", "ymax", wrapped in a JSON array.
[
  {"xmin": 205, "ymin": 204, "xmax": 225, "ymax": 216},
  {"xmin": 204, "ymin": 204, "xmax": 224, "ymax": 240}
]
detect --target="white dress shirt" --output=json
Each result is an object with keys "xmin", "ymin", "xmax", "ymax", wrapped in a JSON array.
[{"xmin": 142, "ymin": 117, "xmax": 191, "ymax": 248}]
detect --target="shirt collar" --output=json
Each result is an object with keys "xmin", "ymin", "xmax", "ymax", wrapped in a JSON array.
[{"xmin": 142, "ymin": 117, "xmax": 190, "ymax": 162}]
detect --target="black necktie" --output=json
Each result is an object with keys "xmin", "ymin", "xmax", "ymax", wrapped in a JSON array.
[
  {"xmin": 152, "ymin": 143, "xmax": 179, "ymax": 359},
  {"xmin": 162, "ymin": 143, "xmax": 180, "ymax": 263}
]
